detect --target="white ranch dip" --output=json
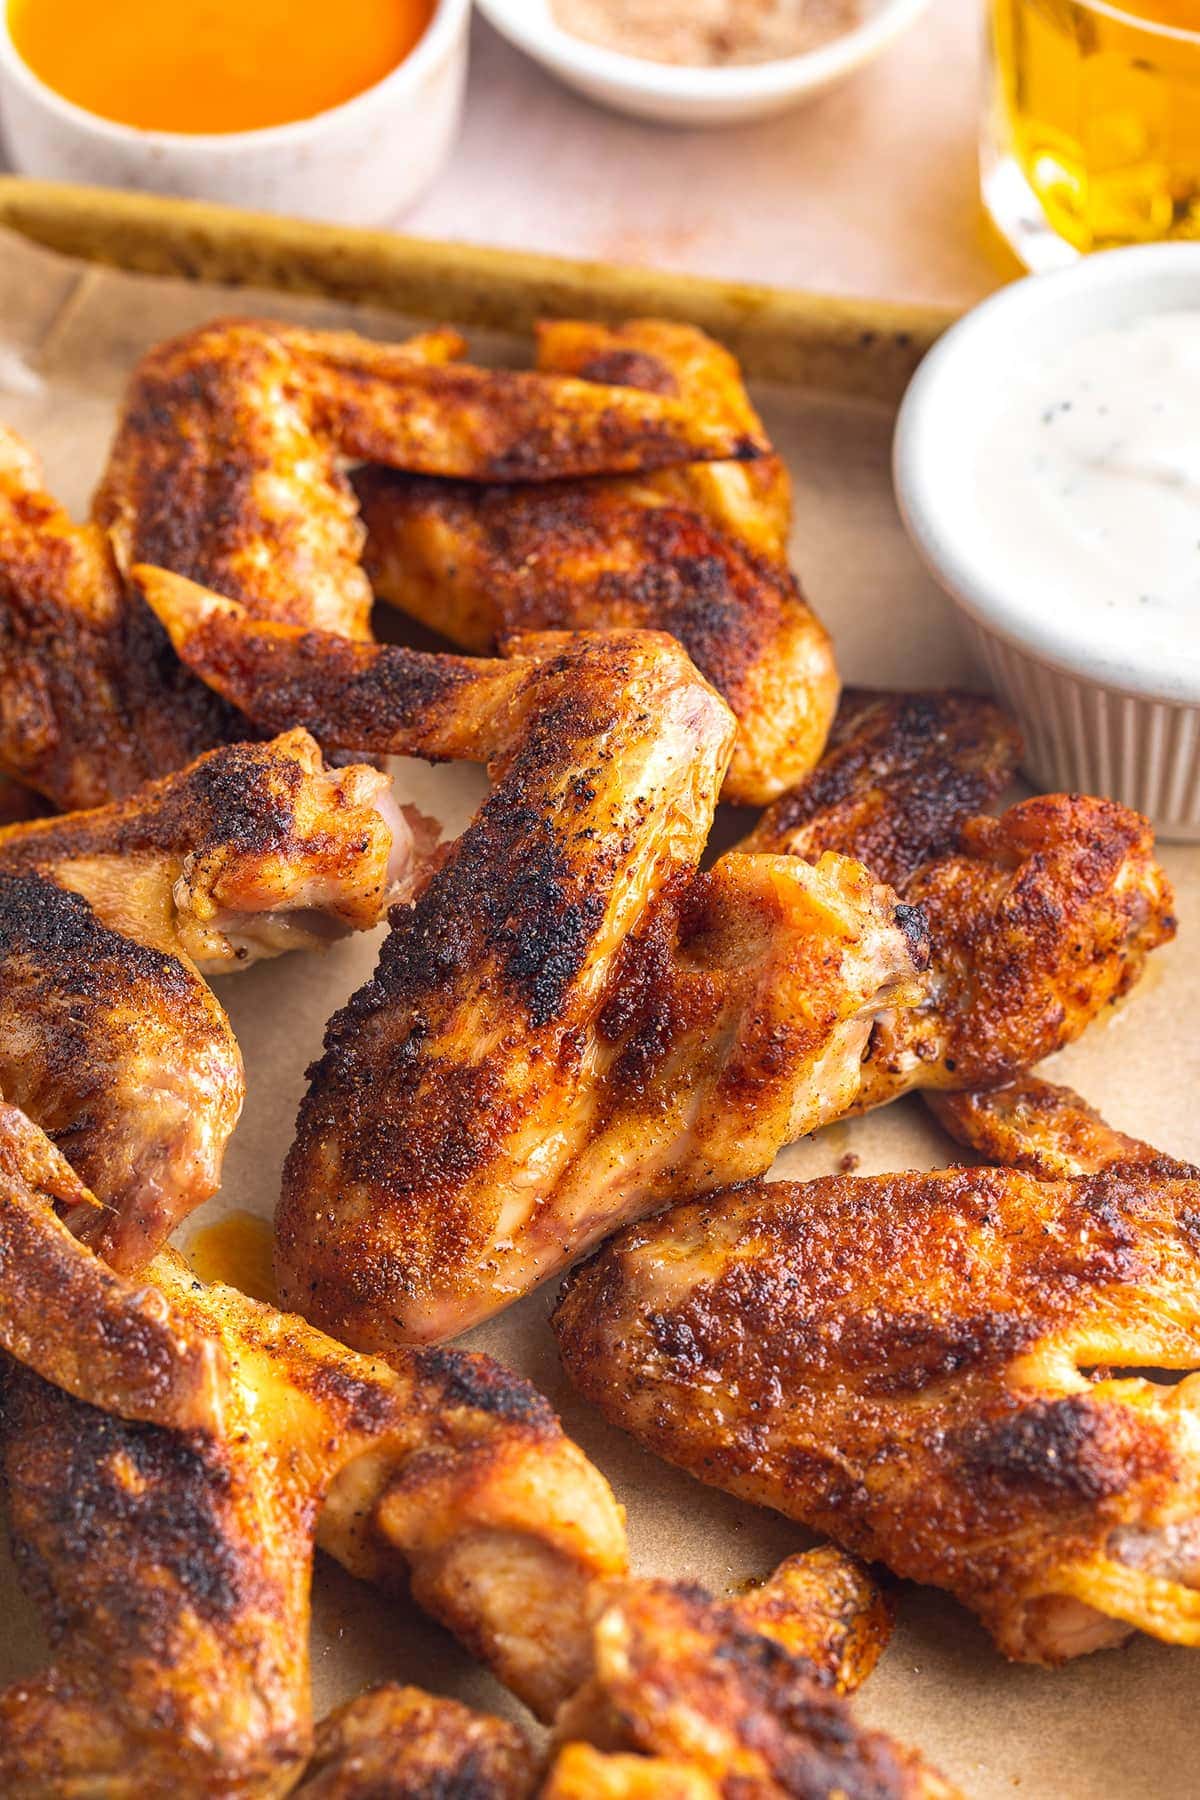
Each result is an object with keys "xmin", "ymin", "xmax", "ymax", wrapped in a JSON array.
[{"xmin": 977, "ymin": 310, "xmax": 1200, "ymax": 624}]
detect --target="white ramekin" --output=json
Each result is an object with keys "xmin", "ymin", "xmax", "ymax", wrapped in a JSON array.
[
  {"xmin": 476, "ymin": 0, "xmax": 932, "ymax": 127},
  {"xmin": 894, "ymin": 244, "xmax": 1200, "ymax": 841},
  {"xmin": 0, "ymin": 0, "xmax": 468, "ymax": 225}
]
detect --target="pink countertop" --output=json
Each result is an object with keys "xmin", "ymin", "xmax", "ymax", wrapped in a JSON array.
[{"xmin": 407, "ymin": 0, "xmax": 1007, "ymax": 311}]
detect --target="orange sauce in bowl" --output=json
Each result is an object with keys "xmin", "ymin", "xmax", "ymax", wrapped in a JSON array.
[{"xmin": 7, "ymin": 0, "xmax": 435, "ymax": 134}]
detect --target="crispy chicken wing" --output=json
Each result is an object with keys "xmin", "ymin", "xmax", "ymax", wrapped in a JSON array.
[
  {"xmin": 285, "ymin": 1554, "xmax": 931, "ymax": 1800},
  {"xmin": 549, "ymin": 1574, "xmax": 955, "ymax": 1798},
  {"xmin": 356, "ymin": 319, "xmax": 834, "ymax": 805},
  {"xmin": 94, "ymin": 318, "xmax": 766, "ymax": 644},
  {"xmin": 0, "ymin": 424, "xmax": 240, "ymax": 809},
  {"xmin": 288, "ymin": 1688, "xmax": 536, "ymax": 1799},
  {"xmin": 0, "ymin": 1123, "xmax": 628, "ymax": 1793},
  {"xmin": 739, "ymin": 688, "xmax": 1022, "ymax": 887},
  {"xmin": 555, "ymin": 1159, "xmax": 1200, "ymax": 1664},
  {"xmin": 0, "ymin": 727, "xmax": 430, "ymax": 972},
  {"xmin": 142, "ymin": 575, "xmax": 1174, "ymax": 1345},
  {"xmin": 0, "ymin": 1100, "xmax": 226, "ymax": 1429},
  {"xmin": 0, "ymin": 870, "xmax": 244, "ymax": 1270},
  {"xmin": 930, "ymin": 1075, "xmax": 1200, "ymax": 1182},
  {"xmin": 138, "ymin": 577, "xmax": 929, "ymax": 1347},
  {"xmin": 857, "ymin": 794, "xmax": 1175, "ymax": 1100},
  {"xmin": 534, "ymin": 319, "xmax": 792, "ymax": 565},
  {"xmin": 733, "ymin": 1547, "xmax": 893, "ymax": 1694}
]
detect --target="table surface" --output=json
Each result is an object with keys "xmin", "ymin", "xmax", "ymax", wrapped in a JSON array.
[{"xmin": 407, "ymin": 0, "xmax": 1007, "ymax": 311}]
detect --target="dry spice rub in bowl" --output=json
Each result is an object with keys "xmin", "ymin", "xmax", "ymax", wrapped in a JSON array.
[
  {"xmin": 477, "ymin": 0, "xmax": 932, "ymax": 125},
  {"xmin": 894, "ymin": 242, "xmax": 1200, "ymax": 840}
]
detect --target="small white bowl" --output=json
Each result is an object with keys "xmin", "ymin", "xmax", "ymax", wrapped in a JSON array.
[
  {"xmin": 476, "ymin": 0, "xmax": 932, "ymax": 127},
  {"xmin": 894, "ymin": 244, "xmax": 1200, "ymax": 840},
  {"xmin": 0, "ymin": 0, "xmax": 469, "ymax": 225}
]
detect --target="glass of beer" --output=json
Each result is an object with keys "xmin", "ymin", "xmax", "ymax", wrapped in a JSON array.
[{"xmin": 984, "ymin": 2, "xmax": 1200, "ymax": 268}]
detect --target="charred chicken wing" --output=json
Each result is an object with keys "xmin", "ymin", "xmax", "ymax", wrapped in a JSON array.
[
  {"xmin": 356, "ymin": 319, "xmax": 835, "ymax": 804},
  {"xmin": 555, "ymin": 1156, "xmax": 1200, "ymax": 1664},
  {"xmin": 0, "ymin": 424, "xmax": 240, "ymax": 809}
]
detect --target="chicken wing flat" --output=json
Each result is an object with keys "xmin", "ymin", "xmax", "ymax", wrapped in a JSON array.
[
  {"xmin": 0, "ymin": 727, "xmax": 430, "ymax": 972},
  {"xmin": 555, "ymin": 1162, "xmax": 1200, "ymax": 1664},
  {"xmin": 288, "ymin": 1687, "xmax": 536, "ymax": 1800},
  {"xmin": 534, "ymin": 318, "xmax": 793, "ymax": 565},
  {"xmin": 0, "ymin": 870, "xmax": 244, "ymax": 1270},
  {"xmin": 739, "ymin": 687, "xmax": 1022, "ymax": 888},
  {"xmin": 355, "ymin": 477, "xmax": 835, "ymax": 807},
  {"xmin": 549, "ymin": 1574, "xmax": 956, "ymax": 1798},
  {"xmin": 0, "ymin": 424, "xmax": 240, "ymax": 809},
  {"xmin": 930, "ymin": 1074, "xmax": 1200, "ymax": 1182},
  {"xmin": 139, "ymin": 577, "xmax": 929, "ymax": 1347},
  {"xmin": 356, "ymin": 318, "xmax": 832, "ymax": 806},
  {"xmin": 94, "ymin": 318, "xmax": 767, "ymax": 646}
]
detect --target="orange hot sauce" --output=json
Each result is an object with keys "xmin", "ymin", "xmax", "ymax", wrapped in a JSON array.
[{"xmin": 7, "ymin": 0, "xmax": 435, "ymax": 135}]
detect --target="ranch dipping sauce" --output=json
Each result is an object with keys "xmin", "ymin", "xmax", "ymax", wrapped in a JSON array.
[{"xmin": 975, "ymin": 309, "xmax": 1200, "ymax": 629}]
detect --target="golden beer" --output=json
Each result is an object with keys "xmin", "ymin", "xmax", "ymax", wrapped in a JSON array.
[{"xmin": 985, "ymin": 1, "xmax": 1200, "ymax": 264}]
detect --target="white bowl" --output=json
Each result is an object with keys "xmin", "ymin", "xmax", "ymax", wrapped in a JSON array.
[
  {"xmin": 894, "ymin": 244, "xmax": 1200, "ymax": 840},
  {"xmin": 476, "ymin": 0, "xmax": 932, "ymax": 126},
  {"xmin": 0, "ymin": 0, "xmax": 469, "ymax": 225}
]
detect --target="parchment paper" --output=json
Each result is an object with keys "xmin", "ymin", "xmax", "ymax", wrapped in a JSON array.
[{"xmin": 0, "ymin": 226, "xmax": 1195, "ymax": 1797}]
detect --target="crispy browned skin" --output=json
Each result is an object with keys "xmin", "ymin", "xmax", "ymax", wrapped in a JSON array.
[
  {"xmin": 740, "ymin": 688, "xmax": 1023, "ymax": 887},
  {"xmin": 857, "ymin": 794, "xmax": 1175, "ymax": 1102},
  {"xmin": 0, "ymin": 424, "xmax": 241, "ymax": 809},
  {"xmin": 551, "ymin": 1577, "xmax": 956, "ymax": 1798},
  {"xmin": 930, "ymin": 1075, "xmax": 1200, "ymax": 1182},
  {"xmin": 143, "ymin": 575, "xmax": 1174, "ymax": 1349},
  {"xmin": 288, "ymin": 1687, "xmax": 536, "ymax": 1799},
  {"xmin": 0, "ymin": 870, "xmax": 244, "ymax": 1270},
  {"xmin": 357, "ymin": 318, "xmax": 832, "ymax": 805},
  {"xmin": 355, "ymin": 477, "xmax": 835, "ymax": 807},
  {"xmin": 534, "ymin": 319, "xmax": 793, "ymax": 565},
  {"xmin": 0, "ymin": 1152, "xmax": 627, "ymax": 1793},
  {"xmin": 94, "ymin": 318, "xmax": 766, "ymax": 644},
  {"xmin": 555, "ymin": 1165, "xmax": 1200, "ymax": 1664},
  {"xmin": 0, "ymin": 727, "xmax": 426, "ymax": 973},
  {"xmin": 734, "ymin": 1548, "xmax": 893, "ymax": 1695},
  {"xmin": 0, "ymin": 1101, "xmax": 226, "ymax": 1430},
  {"xmin": 138, "ymin": 579, "xmax": 928, "ymax": 1346}
]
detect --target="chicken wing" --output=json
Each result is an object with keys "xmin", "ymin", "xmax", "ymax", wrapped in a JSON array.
[
  {"xmin": 549, "ymin": 1574, "xmax": 955, "ymax": 1798},
  {"xmin": 356, "ymin": 319, "xmax": 834, "ymax": 805},
  {"xmin": 0, "ymin": 1119, "xmax": 628, "ymax": 1792},
  {"xmin": 0, "ymin": 727, "xmax": 431, "ymax": 972},
  {"xmin": 930, "ymin": 1074, "xmax": 1200, "ymax": 1182},
  {"xmin": 0, "ymin": 1099, "xmax": 226, "ymax": 1429},
  {"xmin": 554, "ymin": 1160, "xmax": 1200, "ymax": 1664},
  {"xmin": 0, "ymin": 869, "xmax": 244, "ymax": 1270},
  {"xmin": 0, "ymin": 423, "xmax": 241, "ymax": 809},
  {"xmin": 534, "ymin": 318, "xmax": 792, "ymax": 565},
  {"xmin": 137, "ymin": 577, "xmax": 928, "ymax": 1346},
  {"xmin": 288, "ymin": 1688, "xmax": 536, "ymax": 1799},
  {"xmin": 141, "ymin": 574, "xmax": 1174, "ymax": 1345},
  {"xmin": 286, "ymin": 1554, "xmax": 931, "ymax": 1800},
  {"xmin": 94, "ymin": 318, "xmax": 767, "ymax": 645},
  {"xmin": 739, "ymin": 687, "xmax": 1022, "ymax": 887}
]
